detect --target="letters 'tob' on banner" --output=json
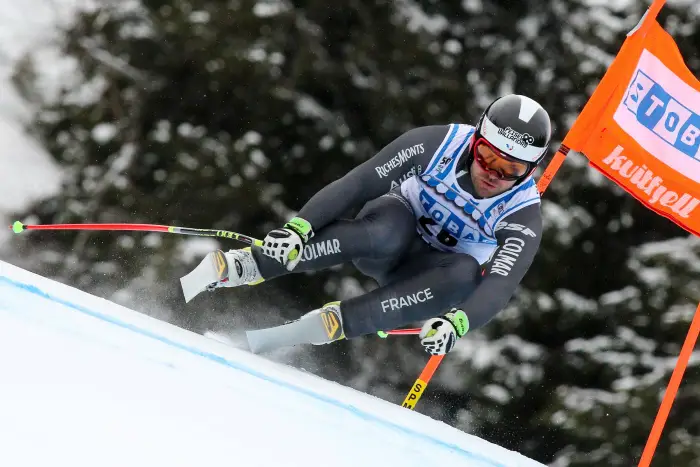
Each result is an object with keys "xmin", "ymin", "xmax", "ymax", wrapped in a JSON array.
[{"xmin": 564, "ymin": 16, "xmax": 700, "ymax": 237}]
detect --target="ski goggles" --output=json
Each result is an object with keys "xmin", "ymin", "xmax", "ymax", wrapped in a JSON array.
[{"xmin": 473, "ymin": 138, "xmax": 530, "ymax": 181}]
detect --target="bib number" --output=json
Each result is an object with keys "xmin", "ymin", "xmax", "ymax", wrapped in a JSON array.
[{"xmin": 419, "ymin": 216, "xmax": 458, "ymax": 247}]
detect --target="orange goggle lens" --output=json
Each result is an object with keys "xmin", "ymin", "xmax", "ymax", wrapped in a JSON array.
[{"xmin": 474, "ymin": 139, "xmax": 529, "ymax": 181}]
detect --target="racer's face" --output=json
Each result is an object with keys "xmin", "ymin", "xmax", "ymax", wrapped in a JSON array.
[{"xmin": 470, "ymin": 141, "xmax": 521, "ymax": 198}]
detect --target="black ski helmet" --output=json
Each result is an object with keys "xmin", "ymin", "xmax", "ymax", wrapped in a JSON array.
[{"xmin": 471, "ymin": 94, "xmax": 552, "ymax": 182}]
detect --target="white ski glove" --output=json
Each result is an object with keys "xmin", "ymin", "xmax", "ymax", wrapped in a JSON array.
[
  {"xmin": 419, "ymin": 309, "xmax": 469, "ymax": 355},
  {"xmin": 261, "ymin": 217, "xmax": 314, "ymax": 271}
]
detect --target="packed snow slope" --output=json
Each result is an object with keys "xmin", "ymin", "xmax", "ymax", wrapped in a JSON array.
[{"xmin": 0, "ymin": 260, "xmax": 545, "ymax": 467}]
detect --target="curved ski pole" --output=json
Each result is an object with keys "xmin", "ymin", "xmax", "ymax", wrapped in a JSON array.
[
  {"xmin": 402, "ymin": 355, "xmax": 444, "ymax": 410},
  {"xmin": 10, "ymin": 220, "xmax": 263, "ymax": 247},
  {"xmin": 376, "ymin": 327, "xmax": 441, "ymax": 409},
  {"xmin": 377, "ymin": 328, "xmax": 420, "ymax": 337},
  {"xmin": 386, "ymin": 328, "xmax": 420, "ymax": 335}
]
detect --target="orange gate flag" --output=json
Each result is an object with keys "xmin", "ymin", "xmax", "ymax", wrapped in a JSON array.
[{"xmin": 563, "ymin": 7, "xmax": 700, "ymax": 236}]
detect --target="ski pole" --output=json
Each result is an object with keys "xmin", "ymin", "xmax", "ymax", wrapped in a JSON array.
[
  {"xmin": 380, "ymin": 327, "xmax": 441, "ymax": 409},
  {"xmin": 15, "ymin": 220, "xmax": 439, "ymax": 410},
  {"xmin": 402, "ymin": 355, "xmax": 444, "ymax": 410},
  {"xmin": 379, "ymin": 327, "xmax": 441, "ymax": 410},
  {"xmin": 385, "ymin": 328, "xmax": 420, "ymax": 335},
  {"xmin": 10, "ymin": 220, "xmax": 263, "ymax": 247}
]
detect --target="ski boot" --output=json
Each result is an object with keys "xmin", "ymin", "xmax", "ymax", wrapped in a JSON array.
[
  {"xmin": 301, "ymin": 301, "xmax": 345, "ymax": 345},
  {"xmin": 246, "ymin": 301, "xmax": 345, "ymax": 353},
  {"xmin": 180, "ymin": 248, "xmax": 264, "ymax": 302}
]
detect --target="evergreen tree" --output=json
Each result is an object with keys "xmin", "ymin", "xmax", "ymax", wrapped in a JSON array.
[{"xmin": 8, "ymin": 0, "xmax": 700, "ymax": 464}]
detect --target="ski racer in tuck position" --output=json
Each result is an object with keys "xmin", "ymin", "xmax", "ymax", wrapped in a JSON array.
[{"xmin": 181, "ymin": 94, "xmax": 552, "ymax": 355}]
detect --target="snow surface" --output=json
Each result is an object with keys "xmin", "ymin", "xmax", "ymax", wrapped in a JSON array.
[{"xmin": 0, "ymin": 259, "xmax": 545, "ymax": 467}]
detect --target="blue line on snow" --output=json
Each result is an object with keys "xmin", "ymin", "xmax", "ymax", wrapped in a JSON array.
[{"xmin": 0, "ymin": 275, "xmax": 511, "ymax": 467}]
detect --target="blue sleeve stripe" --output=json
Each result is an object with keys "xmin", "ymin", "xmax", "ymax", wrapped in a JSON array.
[
  {"xmin": 436, "ymin": 129, "xmax": 473, "ymax": 180},
  {"xmin": 425, "ymin": 124, "xmax": 460, "ymax": 173}
]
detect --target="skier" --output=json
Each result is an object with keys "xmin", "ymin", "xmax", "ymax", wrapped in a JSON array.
[{"xmin": 182, "ymin": 94, "xmax": 551, "ymax": 355}]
